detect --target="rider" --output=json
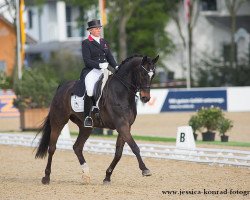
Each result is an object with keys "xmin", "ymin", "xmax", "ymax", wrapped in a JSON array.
[{"xmin": 81, "ymin": 19, "xmax": 118, "ymax": 127}]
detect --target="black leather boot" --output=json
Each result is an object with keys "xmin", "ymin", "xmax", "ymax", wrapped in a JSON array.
[{"xmin": 84, "ymin": 95, "xmax": 93, "ymax": 127}]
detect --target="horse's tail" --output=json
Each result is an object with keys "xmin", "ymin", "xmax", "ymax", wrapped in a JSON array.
[{"xmin": 35, "ymin": 113, "xmax": 51, "ymax": 159}]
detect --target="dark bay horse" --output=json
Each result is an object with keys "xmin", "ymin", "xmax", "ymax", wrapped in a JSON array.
[{"xmin": 35, "ymin": 54, "xmax": 159, "ymax": 184}]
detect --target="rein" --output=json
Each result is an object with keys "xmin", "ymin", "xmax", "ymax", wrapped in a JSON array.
[
  {"xmin": 111, "ymin": 63, "xmax": 155, "ymax": 96},
  {"xmin": 112, "ymin": 73, "xmax": 139, "ymax": 98}
]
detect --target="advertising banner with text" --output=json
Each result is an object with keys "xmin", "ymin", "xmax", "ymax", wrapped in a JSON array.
[{"xmin": 0, "ymin": 90, "xmax": 19, "ymax": 117}]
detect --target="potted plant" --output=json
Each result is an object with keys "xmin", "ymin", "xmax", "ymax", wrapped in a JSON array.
[
  {"xmin": 197, "ymin": 107, "xmax": 223, "ymax": 141},
  {"xmin": 188, "ymin": 115, "xmax": 202, "ymax": 141},
  {"xmin": 13, "ymin": 65, "xmax": 58, "ymax": 130},
  {"xmin": 218, "ymin": 117, "xmax": 233, "ymax": 142}
]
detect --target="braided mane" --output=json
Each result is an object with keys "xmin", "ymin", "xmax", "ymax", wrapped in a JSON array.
[{"xmin": 119, "ymin": 54, "xmax": 143, "ymax": 67}]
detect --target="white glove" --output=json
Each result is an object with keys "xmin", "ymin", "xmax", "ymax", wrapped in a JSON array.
[{"xmin": 99, "ymin": 62, "xmax": 109, "ymax": 69}]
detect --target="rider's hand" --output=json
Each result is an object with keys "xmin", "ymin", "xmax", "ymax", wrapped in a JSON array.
[
  {"xmin": 99, "ymin": 62, "xmax": 109, "ymax": 69},
  {"xmin": 107, "ymin": 66, "xmax": 116, "ymax": 73}
]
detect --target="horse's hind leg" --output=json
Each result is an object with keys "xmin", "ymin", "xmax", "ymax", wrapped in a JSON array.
[
  {"xmin": 73, "ymin": 126, "xmax": 92, "ymax": 184},
  {"xmin": 103, "ymin": 133, "xmax": 125, "ymax": 184},
  {"xmin": 42, "ymin": 125, "xmax": 64, "ymax": 184}
]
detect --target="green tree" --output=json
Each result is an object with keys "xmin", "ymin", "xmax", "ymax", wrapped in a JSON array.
[
  {"xmin": 0, "ymin": 71, "xmax": 13, "ymax": 89},
  {"xmin": 105, "ymin": 0, "xmax": 174, "ymax": 65},
  {"xmin": 13, "ymin": 65, "xmax": 58, "ymax": 109},
  {"xmin": 127, "ymin": 0, "xmax": 173, "ymax": 60},
  {"xmin": 105, "ymin": 0, "xmax": 142, "ymax": 62},
  {"xmin": 48, "ymin": 50, "xmax": 82, "ymax": 83}
]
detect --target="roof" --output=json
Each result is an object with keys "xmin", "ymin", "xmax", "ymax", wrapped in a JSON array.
[
  {"xmin": 26, "ymin": 34, "xmax": 37, "ymax": 44},
  {"xmin": 26, "ymin": 40, "xmax": 82, "ymax": 56},
  {"xmin": 0, "ymin": 14, "xmax": 14, "ymax": 28},
  {"xmin": 207, "ymin": 15, "xmax": 250, "ymax": 33}
]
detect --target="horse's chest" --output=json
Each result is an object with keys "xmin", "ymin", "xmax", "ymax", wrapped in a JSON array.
[{"xmin": 101, "ymin": 105, "xmax": 136, "ymax": 125}]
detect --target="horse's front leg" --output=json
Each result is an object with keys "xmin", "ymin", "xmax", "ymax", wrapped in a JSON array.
[
  {"xmin": 103, "ymin": 133, "xmax": 125, "ymax": 184},
  {"xmin": 73, "ymin": 126, "xmax": 92, "ymax": 184},
  {"xmin": 124, "ymin": 133, "xmax": 152, "ymax": 176},
  {"xmin": 117, "ymin": 124, "xmax": 152, "ymax": 177}
]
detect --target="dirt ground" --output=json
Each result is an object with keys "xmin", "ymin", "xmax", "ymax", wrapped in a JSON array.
[{"xmin": 1, "ymin": 145, "xmax": 250, "ymax": 200}]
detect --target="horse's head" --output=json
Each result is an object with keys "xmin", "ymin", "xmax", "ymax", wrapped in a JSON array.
[{"xmin": 137, "ymin": 55, "xmax": 159, "ymax": 103}]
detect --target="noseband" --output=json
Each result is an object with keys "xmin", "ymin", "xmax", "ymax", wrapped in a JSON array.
[{"xmin": 139, "ymin": 65, "xmax": 155, "ymax": 90}]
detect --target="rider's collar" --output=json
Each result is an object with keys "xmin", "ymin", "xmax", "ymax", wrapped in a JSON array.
[{"xmin": 89, "ymin": 34, "xmax": 100, "ymax": 44}]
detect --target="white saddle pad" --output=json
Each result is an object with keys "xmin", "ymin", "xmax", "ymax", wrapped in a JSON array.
[
  {"xmin": 71, "ymin": 95, "xmax": 84, "ymax": 112},
  {"xmin": 71, "ymin": 68, "xmax": 112, "ymax": 113}
]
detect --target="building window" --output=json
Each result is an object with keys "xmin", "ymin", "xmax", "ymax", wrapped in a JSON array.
[
  {"xmin": 201, "ymin": 0, "xmax": 217, "ymax": 11},
  {"xmin": 0, "ymin": 61, "xmax": 6, "ymax": 72},
  {"xmin": 28, "ymin": 10, "xmax": 33, "ymax": 29},
  {"xmin": 66, "ymin": 6, "xmax": 72, "ymax": 37},
  {"xmin": 66, "ymin": 6, "xmax": 82, "ymax": 38},
  {"xmin": 223, "ymin": 43, "xmax": 237, "ymax": 63}
]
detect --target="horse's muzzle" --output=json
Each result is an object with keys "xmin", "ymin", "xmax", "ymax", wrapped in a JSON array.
[{"xmin": 140, "ymin": 91, "xmax": 151, "ymax": 103}]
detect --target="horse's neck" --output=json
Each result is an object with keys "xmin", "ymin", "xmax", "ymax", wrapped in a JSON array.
[
  {"xmin": 103, "ymin": 68, "xmax": 136, "ymax": 105},
  {"xmin": 102, "ymin": 58, "xmax": 141, "ymax": 106}
]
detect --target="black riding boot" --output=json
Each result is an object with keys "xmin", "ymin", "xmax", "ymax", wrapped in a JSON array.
[{"xmin": 84, "ymin": 95, "xmax": 93, "ymax": 127}]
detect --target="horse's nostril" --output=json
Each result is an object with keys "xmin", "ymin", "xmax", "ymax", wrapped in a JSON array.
[{"xmin": 141, "ymin": 96, "xmax": 150, "ymax": 102}]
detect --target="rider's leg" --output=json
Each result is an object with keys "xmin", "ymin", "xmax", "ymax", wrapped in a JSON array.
[
  {"xmin": 83, "ymin": 95, "xmax": 93, "ymax": 127},
  {"xmin": 84, "ymin": 69, "xmax": 102, "ymax": 127}
]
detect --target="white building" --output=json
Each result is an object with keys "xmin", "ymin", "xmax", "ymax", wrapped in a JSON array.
[
  {"xmin": 26, "ymin": 1, "xmax": 90, "ymax": 42},
  {"xmin": 165, "ymin": 0, "xmax": 250, "ymax": 79},
  {"xmin": 23, "ymin": 0, "xmax": 99, "ymax": 64},
  {"xmin": 0, "ymin": 0, "xmax": 15, "ymax": 22}
]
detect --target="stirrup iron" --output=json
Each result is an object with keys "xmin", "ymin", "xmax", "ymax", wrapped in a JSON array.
[{"xmin": 84, "ymin": 116, "xmax": 93, "ymax": 128}]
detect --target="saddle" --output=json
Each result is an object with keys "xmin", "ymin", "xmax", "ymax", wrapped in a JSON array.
[
  {"xmin": 71, "ymin": 75, "xmax": 102, "ymax": 112},
  {"xmin": 71, "ymin": 68, "xmax": 112, "ymax": 112}
]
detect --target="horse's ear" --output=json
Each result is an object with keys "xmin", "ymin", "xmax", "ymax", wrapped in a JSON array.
[
  {"xmin": 152, "ymin": 55, "xmax": 159, "ymax": 64},
  {"xmin": 141, "ymin": 56, "xmax": 148, "ymax": 65}
]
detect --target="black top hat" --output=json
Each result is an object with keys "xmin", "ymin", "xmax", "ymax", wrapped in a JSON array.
[{"xmin": 87, "ymin": 19, "xmax": 102, "ymax": 30}]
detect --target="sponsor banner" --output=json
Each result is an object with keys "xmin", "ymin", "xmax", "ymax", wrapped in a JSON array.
[
  {"xmin": 227, "ymin": 87, "xmax": 250, "ymax": 112},
  {"xmin": 0, "ymin": 90, "xmax": 19, "ymax": 117},
  {"xmin": 136, "ymin": 89, "xmax": 168, "ymax": 114},
  {"xmin": 160, "ymin": 89, "xmax": 227, "ymax": 112}
]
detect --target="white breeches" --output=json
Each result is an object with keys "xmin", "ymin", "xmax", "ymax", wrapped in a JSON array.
[{"xmin": 85, "ymin": 69, "xmax": 103, "ymax": 96}]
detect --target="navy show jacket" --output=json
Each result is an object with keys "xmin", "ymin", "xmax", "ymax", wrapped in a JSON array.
[{"xmin": 81, "ymin": 35, "xmax": 117, "ymax": 70}]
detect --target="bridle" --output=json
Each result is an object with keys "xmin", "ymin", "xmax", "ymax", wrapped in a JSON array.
[
  {"xmin": 140, "ymin": 64, "xmax": 155, "ymax": 90},
  {"xmin": 112, "ymin": 64, "xmax": 155, "ymax": 96}
]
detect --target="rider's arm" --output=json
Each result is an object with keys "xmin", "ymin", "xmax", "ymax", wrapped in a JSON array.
[
  {"xmin": 103, "ymin": 40, "xmax": 117, "ymax": 69},
  {"xmin": 106, "ymin": 49, "xmax": 118, "ymax": 69}
]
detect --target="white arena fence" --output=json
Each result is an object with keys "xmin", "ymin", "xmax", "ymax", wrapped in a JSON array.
[{"xmin": 0, "ymin": 133, "xmax": 250, "ymax": 168}]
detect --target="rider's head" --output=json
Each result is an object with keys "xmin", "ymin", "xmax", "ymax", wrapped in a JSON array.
[{"xmin": 87, "ymin": 19, "xmax": 102, "ymax": 37}]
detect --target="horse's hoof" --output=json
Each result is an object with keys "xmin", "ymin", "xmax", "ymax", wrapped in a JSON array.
[
  {"xmin": 41, "ymin": 176, "xmax": 50, "ymax": 184},
  {"xmin": 142, "ymin": 169, "xmax": 152, "ymax": 177},
  {"xmin": 82, "ymin": 174, "xmax": 91, "ymax": 185},
  {"xmin": 103, "ymin": 179, "xmax": 111, "ymax": 185}
]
